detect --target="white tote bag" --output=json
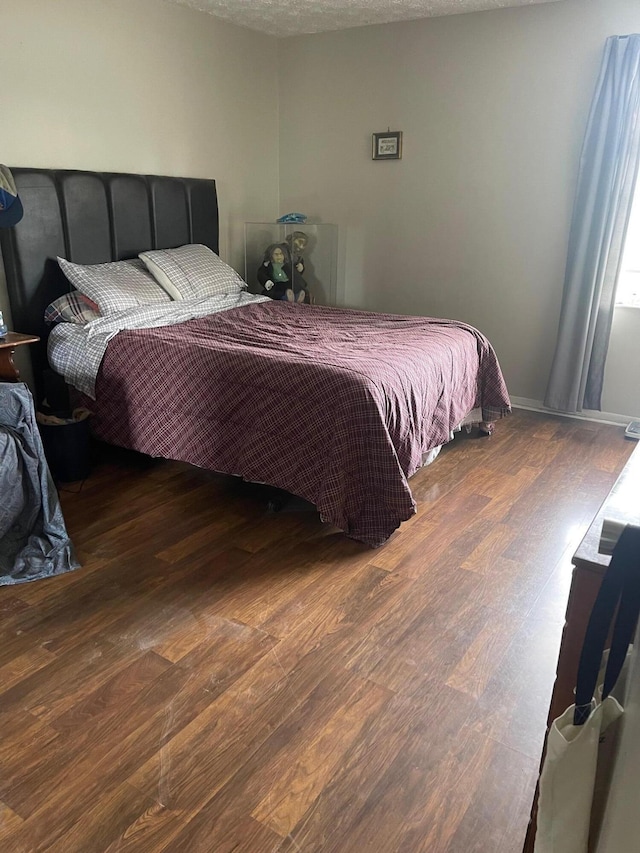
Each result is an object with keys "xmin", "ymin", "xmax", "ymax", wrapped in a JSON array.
[
  {"xmin": 534, "ymin": 526, "xmax": 640, "ymax": 853},
  {"xmin": 535, "ymin": 667, "xmax": 626, "ymax": 853},
  {"xmin": 593, "ymin": 628, "xmax": 640, "ymax": 852}
]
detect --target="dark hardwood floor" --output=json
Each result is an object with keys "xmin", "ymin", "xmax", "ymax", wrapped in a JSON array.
[{"xmin": 0, "ymin": 409, "xmax": 634, "ymax": 853}]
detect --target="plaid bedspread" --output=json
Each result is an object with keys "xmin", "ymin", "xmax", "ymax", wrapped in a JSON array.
[{"xmin": 83, "ymin": 301, "xmax": 511, "ymax": 546}]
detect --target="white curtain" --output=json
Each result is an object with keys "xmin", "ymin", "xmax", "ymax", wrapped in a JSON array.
[{"xmin": 545, "ymin": 35, "xmax": 640, "ymax": 413}]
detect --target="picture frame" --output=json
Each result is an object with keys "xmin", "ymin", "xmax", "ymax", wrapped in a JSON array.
[{"xmin": 372, "ymin": 131, "xmax": 403, "ymax": 160}]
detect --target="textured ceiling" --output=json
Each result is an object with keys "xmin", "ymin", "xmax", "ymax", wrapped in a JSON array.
[{"xmin": 173, "ymin": 0, "xmax": 561, "ymax": 38}]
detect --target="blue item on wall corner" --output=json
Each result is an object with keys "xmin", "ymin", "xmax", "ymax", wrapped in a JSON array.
[
  {"xmin": 277, "ymin": 212, "xmax": 307, "ymax": 224},
  {"xmin": 0, "ymin": 165, "xmax": 24, "ymax": 228}
]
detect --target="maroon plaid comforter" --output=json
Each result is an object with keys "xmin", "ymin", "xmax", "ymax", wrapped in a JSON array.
[{"xmin": 87, "ymin": 301, "xmax": 510, "ymax": 546}]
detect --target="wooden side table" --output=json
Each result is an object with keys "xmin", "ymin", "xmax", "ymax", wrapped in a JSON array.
[{"xmin": 0, "ymin": 332, "xmax": 40, "ymax": 382}]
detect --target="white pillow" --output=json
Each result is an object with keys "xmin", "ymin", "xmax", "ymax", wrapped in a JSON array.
[
  {"xmin": 57, "ymin": 257, "xmax": 171, "ymax": 314},
  {"xmin": 138, "ymin": 244, "xmax": 247, "ymax": 301}
]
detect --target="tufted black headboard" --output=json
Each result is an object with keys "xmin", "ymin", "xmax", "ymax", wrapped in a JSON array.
[{"xmin": 0, "ymin": 168, "xmax": 219, "ymax": 398}]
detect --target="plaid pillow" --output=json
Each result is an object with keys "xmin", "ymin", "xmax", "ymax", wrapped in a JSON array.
[
  {"xmin": 57, "ymin": 257, "xmax": 172, "ymax": 314},
  {"xmin": 138, "ymin": 244, "xmax": 247, "ymax": 301},
  {"xmin": 44, "ymin": 292, "xmax": 101, "ymax": 326}
]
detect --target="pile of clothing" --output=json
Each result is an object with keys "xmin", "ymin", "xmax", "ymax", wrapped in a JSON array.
[{"xmin": 0, "ymin": 383, "xmax": 80, "ymax": 585}]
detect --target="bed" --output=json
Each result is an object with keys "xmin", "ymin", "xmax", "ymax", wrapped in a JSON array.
[{"xmin": 0, "ymin": 168, "xmax": 511, "ymax": 547}]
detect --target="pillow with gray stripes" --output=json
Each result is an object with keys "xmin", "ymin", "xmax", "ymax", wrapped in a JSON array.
[
  {"xmin": 138, "ymin": 244, "xmax": 247, "ymax": 301},
  {"xmin": 58, "ymin": 257, "xmax": 171, "ymax": 314}
]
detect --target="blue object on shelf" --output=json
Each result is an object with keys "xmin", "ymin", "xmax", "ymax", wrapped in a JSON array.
[{"xmin": 277, "ymin": 212, "xmax": 307, "ymax": 224}]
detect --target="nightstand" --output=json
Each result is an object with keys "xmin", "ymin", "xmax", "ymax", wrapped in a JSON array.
[{"xmin": 0, "ymin": 332, "xmax": 40, "ymax": 382}]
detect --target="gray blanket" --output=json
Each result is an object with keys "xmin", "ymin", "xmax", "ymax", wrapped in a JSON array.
[{"xmin": 0, "ymin": 383, "xmax": 80, "ymax": 585}]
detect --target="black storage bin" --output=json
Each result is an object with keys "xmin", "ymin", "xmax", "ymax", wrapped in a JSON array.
[{"xmin": 39, "ymin": 417, "xmax": 91, "ymax": 482}]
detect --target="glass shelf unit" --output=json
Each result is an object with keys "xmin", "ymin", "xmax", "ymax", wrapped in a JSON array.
[{"xmin": 244, "ymin": 222, "xmax": 338, "ymax": 306}]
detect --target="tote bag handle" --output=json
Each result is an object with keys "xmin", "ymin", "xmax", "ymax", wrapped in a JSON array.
[{"xmin": 574, "ymin": 525, "xmax": 640, "ymax": 725}]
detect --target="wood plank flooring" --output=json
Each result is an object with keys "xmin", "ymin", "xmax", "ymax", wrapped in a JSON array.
[{"xmin": 0, "ymin": 409, "xmax": 634, "ymax": 853}]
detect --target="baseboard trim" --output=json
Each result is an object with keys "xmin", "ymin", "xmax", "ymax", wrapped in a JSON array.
[{"xmin": 510, "ymin": 396, "xmax": 633, "ymax": 428}]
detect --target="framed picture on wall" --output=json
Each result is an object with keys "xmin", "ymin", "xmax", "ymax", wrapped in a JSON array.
[{"xmin": 372, "ymin": 131, "xmax": 403, "ymax": 160}]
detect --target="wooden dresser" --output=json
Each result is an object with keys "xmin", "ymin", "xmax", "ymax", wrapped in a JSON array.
[{"xmin": 523, "ymin": 440, "xmax": 640, "ymax": 851}]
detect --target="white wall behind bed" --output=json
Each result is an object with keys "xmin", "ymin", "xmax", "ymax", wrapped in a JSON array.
[
  {"xmin": 5, "ymin": 0, "xmax": 640, "ymax": 421},
  {"xmin": 0, "ymin": 0, "xmax": 280, "ymax": 382},
  {"xmin": 276, "ymin": 0, "xmax": 640, "ymax": 421}
]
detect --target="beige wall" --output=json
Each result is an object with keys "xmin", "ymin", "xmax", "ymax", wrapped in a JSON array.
[
  {"xmin": 3, "ymin": 0, "xmax": 640, "ymax": 418},
  {"xmin": 0, "ymin": 0, "xmax": 279, "ymax": 328},
  {"xmin": 277, "ymin": 0, "xmax": 640, "ymax": 417}
]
